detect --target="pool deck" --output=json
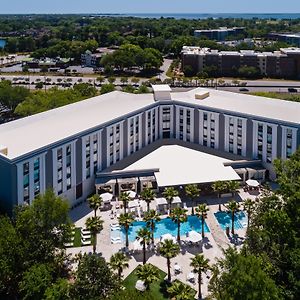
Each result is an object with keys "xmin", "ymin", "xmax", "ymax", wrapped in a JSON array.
[{"xmin": 67, "ymin": 187, "xmax": 263, "ymax": 299}]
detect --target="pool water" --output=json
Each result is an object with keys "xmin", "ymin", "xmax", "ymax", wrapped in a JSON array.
[
  {"xmin": 112, "ymin": 216, "xmax": 210, "ymax": 242},
  {"xmin": 214, "ymin": 211, "xmax": 248, "ymax": 230}
]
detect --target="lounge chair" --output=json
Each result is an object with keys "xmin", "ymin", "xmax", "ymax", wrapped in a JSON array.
[
  {"xmin": 187, "ymin": 272, "xmax": 195, "ymax": 283},
  {"xmin": 64, "ymin": 242, "xmax": 74, "ymax": 247},
  {"xmin": 81, "ymin": 239, "xmax": 91, "ymax": 246},
  {"xmin": 111, "ymin": 237, "xmax": 122, "ymax": 244},
  {"xmin": 174, "ymin": 263, "xmax": 182, "ymax": 274}
]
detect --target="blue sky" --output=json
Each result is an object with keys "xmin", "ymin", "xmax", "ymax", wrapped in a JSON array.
[{"xmin": 1, "ymin": 0, "xmax": 299, "ymax": 14}]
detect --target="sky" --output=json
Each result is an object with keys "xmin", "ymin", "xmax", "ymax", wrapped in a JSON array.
[{"xmin": 0, "ymin": 0, "xmax": 300, "ymax": 14}]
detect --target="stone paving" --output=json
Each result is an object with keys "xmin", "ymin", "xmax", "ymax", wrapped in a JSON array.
[{"xmin": 66, "ymin": 188, "xmax": 264, "ymax": 299}]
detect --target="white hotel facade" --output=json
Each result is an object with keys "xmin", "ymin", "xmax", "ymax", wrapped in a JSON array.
[{"xmin": 0, "ymin": 85, "xmax": 299, "ymax": 213}]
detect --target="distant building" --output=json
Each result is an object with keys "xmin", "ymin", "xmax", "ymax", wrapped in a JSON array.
[
  {"xmin": 81, "ymin": 48, "xmax": 116, "ymax": 68},
  {"xmin": 181, "ymin": 46, "xmax": 300, "ymax": 79},
  {"xmin": 194, "ymin": 27, "xmax": 245, "ymax": 41},
  {"xmin": 268, "ymin": 33, "xmax": 300, "ymax": 47},
  {"xmin": 22, "ymin": 57, "xmax": 70, "ymax": 70}
]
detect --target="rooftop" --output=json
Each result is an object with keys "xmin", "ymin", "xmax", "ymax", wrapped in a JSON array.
[
  {"xmin": 0, "ymin": 87, "xmax": 299, "ymax": 160},
  {"xmin": 121, "ymin": 145, "xmax": 241, "ymax": 187}
]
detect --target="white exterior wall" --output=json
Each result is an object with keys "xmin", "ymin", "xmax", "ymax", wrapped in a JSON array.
[
  {"xmin": 145, "ymin": 107, "xmax": 159, "ymax": 146},
  {"xmin": 199, "ymin": 110, "xmax": 220, "ymax": 149},
  {"xmin": 106, "ymin": 121, "xmax": 124, "ymax": 167},
  {"xmin": 127, "ymin": 113, "xmax": 143, "ymax": 155},
  {"xmin": 175, "ymin": 105, "xmax": 195, "ymax": 142},
  {"xmin": 281, "ymin": 126, "xmax": 298, "ymax": 159}
]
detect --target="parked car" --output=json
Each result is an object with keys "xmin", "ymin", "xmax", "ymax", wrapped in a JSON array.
[
  {"xmin": 288, "ymin": 88, "xmax": 297, "ymax": 93},
  {"xmin": 239, "ymin": 88, "xmax": 249, "ymax": 92}
]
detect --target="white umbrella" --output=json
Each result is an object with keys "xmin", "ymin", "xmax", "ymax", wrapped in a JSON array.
[
  {"xmin": 246, "ymin": 179, "xmax": 259, "ymax": 187},
  {"xmin": 126, "ymin": 190, "xmax": 137, "ymax": 198},
  {"xmin": 100, "ymin": 192, "xmax": 113, "ymax": 202},
  {"xmin": 135, "ymin": 280, "xmax": 146, "ymax": 292},
  {"xmin": 155, "ymin": 197, "xmax": 168, "ymax": 206},
  {"xmin": 128, "ymin": 199, "xmax": 139, "ymax": 208},
  {"xmin": 172, "ymin": 196, "xmax": 182, "ymax": 204},
  {"xmin": 187, "ymin": 230, "xmax": 202, "ymax": 243},
  {"xmin": 133, "ymin": 239, "xmax": 143, "ymax": 251},
  {"xmin": 160, "ymin": 233, "xmax": 176, "ymax": 243}
]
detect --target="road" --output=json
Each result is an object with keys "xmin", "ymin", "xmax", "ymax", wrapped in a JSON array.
[{"xmin": 158, "ymin": 59, "xmax": 172, "ymax": 81}]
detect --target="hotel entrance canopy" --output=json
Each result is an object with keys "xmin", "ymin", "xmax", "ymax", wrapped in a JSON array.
[{"xmin": 123, "ymin": 145, "xmax": 240, "ymax": 187}]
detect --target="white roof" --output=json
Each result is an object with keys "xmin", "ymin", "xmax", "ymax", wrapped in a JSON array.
[
  {"xmin": 171, "ymin": 88, "xmax": 300, "ymax": 125},
  {"xmin": 100, "ymin": 192, "xmax": 113, "ymax": 202},
  {"xmin": 123, "ymin": 145, "xmax": 240, "ymax": 187},
  {"xmin": 151, "ymin": 84, "xmax": 172, "ymax": 92},
  {"xmin": 0, "ymin": 87, "xmax": 299, "ymax": 160}
]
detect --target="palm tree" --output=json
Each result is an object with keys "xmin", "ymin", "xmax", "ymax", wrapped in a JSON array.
[
  {"xmin": 136, "ymin": 227, "xmax": 151, "ymax": 264},
  {"xmin": 109, "ymin": 251, "xmax": 129, "ymax": 280},
  {"xmin": 119, "ymin": 192, "xmax": 130, "ymax": 213},
  {"xmin": 159, "ymin": 239, "xmax": 180, "ymax": 282},
  {"xmin": 226, "ymin": 200, "xmax": 240, "ymax": 235},
  {"xmin": 144, "ymin": 209, "xmax": 161, "ymax": 244},
  {"xmin": 85, "ymin": 216, "xmax": 103, "ymax": 253},
  {"xmin": 140, "ymin": 188, "xmax": 156, "ymax": 212},
  {"xmin": 195, "ymin": 204, "xmax": 209, "ymax": 239},
  {"xmin": 185, "ymin": 184, "xmax": 200, "ymax": 215},
  {"xmin": 118, "ymin": 213, "xmax": 134, "ymax": 248},
  {"xmin": 190, "ymin": 254, "xmax": 210, "ymax": 300},
  {"xmin": 96, "ymin": 75, "xmax": 105, "ymax": 85},
  {"xmin": 163, "ymin": 187, "xmax": 179, "ymax": 212},
  {"xmin": 167, "ymin": 281, "xmax": 195, "ymax": 300},
  {"xmin": 88, "ymin": 194, "xmax": 103, "ymax": 217},
  {"xmin": 170, "ymin": 207, "xmax": 188, "ymax": 242},
  {"xmin": 136, "ymin": 264, "xmax": 159, "ymax": 290},
  {"xmin": 243, "ymin": 198, "xmax": 255, "ymax": 228},
  {"xmin": 212, "ymin": 181, "xmax": 226, "ymax": 198},
  {"xmin": 227, "ymin": 180, "xmax": 240, "ymax": 196}
]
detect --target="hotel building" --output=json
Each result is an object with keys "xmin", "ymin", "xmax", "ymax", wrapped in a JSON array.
[{"xmin": 0, "ymin": 86, "xmax": 299, "ymax": 213}]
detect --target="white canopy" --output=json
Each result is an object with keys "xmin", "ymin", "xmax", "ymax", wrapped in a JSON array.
[
  {"xmin": 133, "ymin": 239, "xmax": 143, "ymax": 251},
  {"xmin": 187, "ymin": 230, "xmax": 202, "ymax": 243},
  {"xmin": 160, "ymin": 233, "xmax": 177, "ymax": 243},
  {"xmin": 135, "ymin": 280, "xmax": 146, "ymax": 292},
  {"xmin": 100, "ymin": 192, "xmax": 113, "ymax": 202},
  {"xmin": 246, "ymin": 179, "xmax": 260, "ymax": 187},
  {"xmin": 126, "ymin": 190, "xmax": 137, "ymax": 198},
  {"xmin": 155, "ymin": 197, "xmax": 168, "ymax": 206},
  {"xmin": 128, "ymin": 199, "xmax": 139, "ymax": 208},
  {"xmin": 172, "ymin": 196, "xmax": 182, "ymax": 204}
]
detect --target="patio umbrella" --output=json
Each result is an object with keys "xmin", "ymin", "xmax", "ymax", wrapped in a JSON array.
[
  {"xmin": 172, "ymin": 196, "xmax": 182, "ymax": 204},
  {"xmin": 187, "ymin": 230, "xmax": 202, "ymax": 243},
  {"xmin": 246, "ymin": 179, "xmax": 259, "ymax": 187},
  {"xmin": 126, "ymin": 190, "xmax": 137, "ymax": 198},
  {"xmin": 128, "ymin": 199, "xmax": 139, "ymax": 208},
  {"xmin": 135, "ymin": 280, "xmax": 146, "ymax": 292},
  {"xmin": 160, "ymin": 233, "xmax": 176, "ymax": 243},
  {"xmin": 133, "ymin": 239, "xmax": 143, "ymax": 251},
  {"xmin": 100, "ymin": 192, "xmax": 113, "ymax": 203},
  {"xmin": 155, "ymin": 197, "xmax": 168, "ymax": 206}
]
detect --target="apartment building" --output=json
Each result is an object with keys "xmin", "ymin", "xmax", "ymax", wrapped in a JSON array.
[
  {"xmin": 269, "ymin": 32, "xmax": 300, "ymax": 47},
  {"xmin": 0, "ymin": 86, "xmax": 299, "ymax": 214},
  {"xmin": 181, "ymin": 46, "xmax": 300, "ymax": 78}
]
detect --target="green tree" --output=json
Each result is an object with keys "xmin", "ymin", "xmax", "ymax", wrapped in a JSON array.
[
  {"xmin": 195, "ymin": 203, "xmax": 209, "ymax": 238},
  {"xmin": 170, "ymin": 207, "xmax": 188, "ymax": 242},
  {"xmin": 143, "ymin": 209, "xmax": 161, "ymax": 244},
  {"xmin": 73, "ymin": 83, "xmax": 97, "ymax": 97},
  {"xmin": 109, "ymin": 252, "xmax": 129, "ymax": 280},
  {"xmin": 159, "ymin": 239, "xmax": 180, "ymax": 282},
  {"xmin": 167, "ymin": 281, "xmax": 195, "ymax": 300},
  {"xmin": 163, "ymin": 187, "xmax": 179, "ymax": 212},
  {"xmin": 108, "ymin": 76, "xmax": 116, "ymax": 84},
  {"xmin": 226, "ymin": 200, "xmax": 240, "ymax": 235},
  {"xmin": 190, "ymin": 254, "xmax": 210, "ymax": 300},
  {"xmin": 185, "ymin": 184, "xmax": 200, "ymax": 215},
  {"xmin": 118, "ymin": 213, "xmax": 134, "ymax": 248},
  {"xmin": 136, "ymin": 227, "xmax": 151, "ymax": 264},
  {"xmin": 208, "ymin": 248, "xmax": 282, "ymax": 300},
  {"xmin": 212, "ymin": 181, "xmax": 227, "ymax": 198},
  {"xmin": 19, "ymin": 264, "xmax": 53, "ymax": 300},
  {"xmin": 120, "ymin": 191, "xmax": 130, "ymax": 213},
  {"xmin": 96, "ymin": 76, "xmax": 105, "ymax": 85},
  {"xmin": 243, "ymin": 198, "xmax": 255, "ymax": 228},
  {"xmin": 88, "ymin": 194, "xmax": 103, "ymax": 217},
  {"xmin": 136, "ymin": 264, "xmax": 159, "ymax": 290},
  {"xmin": 44, "ymin": 279, "xmax": 70, "ymax": 300},
  {"xmin": 140, "ymin": 188, "xmax": 156, "ymax": 212},
  {"xmin": 100, "ymin": 83, "xmax": 115, "ymax": 94},
  {"xmin": 72, "ymin": 253, "xmax": 119, "ymax": 300},
  {"xmin": 85, "ymin": 216, "xmax": 103, "ymax": 253}
]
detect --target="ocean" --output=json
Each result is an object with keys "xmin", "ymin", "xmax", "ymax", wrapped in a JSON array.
[{"xmin": 103, "ymin": 13, "xmax": 300, "ymax": 20}]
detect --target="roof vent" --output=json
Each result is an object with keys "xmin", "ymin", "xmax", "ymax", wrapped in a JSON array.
[
  {"xmin": 0, "ymin": 145, "xmax": 8, "ymax": 156},
  {"xmin": 195, "ymin": 92, "xmax": 210, "ymax": 100},
  {"xmin": 152, "ymin": 84, "xmax": 172, "ymax": 101}
]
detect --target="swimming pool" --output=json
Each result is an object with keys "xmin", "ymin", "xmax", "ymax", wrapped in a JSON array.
[
  {"xmin": 111, "ymin": 215, "xmax": 210, "ymax": 242},
  {"xmin": 214, "ymin": 211, "xmax": 248, "ymax": 230}
]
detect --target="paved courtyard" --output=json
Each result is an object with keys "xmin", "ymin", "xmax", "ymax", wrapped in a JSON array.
[{"xmin": 67, "ymin": 187, "xmax": 264, "ymax": 298}]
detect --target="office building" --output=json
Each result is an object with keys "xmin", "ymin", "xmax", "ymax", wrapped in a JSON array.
[{"xmin": 194, "ymin": 27, "xmax": 245, "ymax": 41}]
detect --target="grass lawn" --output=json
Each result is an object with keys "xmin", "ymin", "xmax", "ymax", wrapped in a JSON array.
[
  {"xmin": 118, "ymin": 264, "xmax": 196, "ymax": 300},
  {"xmin": 73, "ymin": 227, "xmax": 82, "ymax": 247}
]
